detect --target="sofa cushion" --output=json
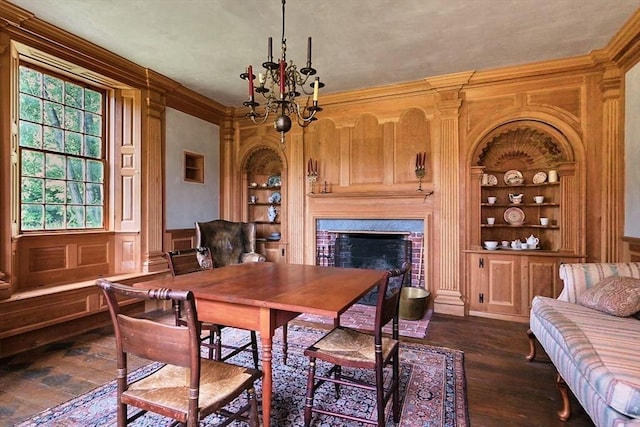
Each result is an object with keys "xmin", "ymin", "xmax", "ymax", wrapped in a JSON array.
[
  {"xmin": 531, "ymin": 296, "xmax": 640, "ymax": 419},
  {"xmin": 558, "ymin": 263, "xmax": 640, "ymax": 303},
  {"xmin": 579, "ymin": 277, "xmax": 640, "ymax": 317}
]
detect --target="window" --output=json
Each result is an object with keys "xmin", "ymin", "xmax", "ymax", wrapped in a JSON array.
[{"xmin": 18, "ymin": 64, "xmax": 105, "ymax": 231}]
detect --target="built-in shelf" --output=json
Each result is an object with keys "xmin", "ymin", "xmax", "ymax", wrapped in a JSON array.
[{"xmin": 183, "ymin": 151, "xmax": 204, "ymax": 183}]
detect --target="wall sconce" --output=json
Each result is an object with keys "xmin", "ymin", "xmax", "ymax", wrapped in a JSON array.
[
  {"xmin": 415, "ymin": 152, "xmax": 426, "ymax": 191},
  {"xmin": 307, "ymin": 158, "xmax": 318, "ymax": 193}
]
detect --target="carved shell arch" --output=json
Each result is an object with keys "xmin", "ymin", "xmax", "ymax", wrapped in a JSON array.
[
  {"xmin": 474, "ymin": 121, "xmax": 573, "ymax": 170},
  {"xmin": 245, "ymin": 146, "xmax": 283, "ymax": 175}
]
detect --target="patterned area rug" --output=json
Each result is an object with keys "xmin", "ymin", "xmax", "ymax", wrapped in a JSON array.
[
  {"xmin": 296, "ymin": 303, "xmax": 433, "ymax": 339},
  {"xmin": 18, "ymin": 325, "xmax": 467, "ymax": 427}
]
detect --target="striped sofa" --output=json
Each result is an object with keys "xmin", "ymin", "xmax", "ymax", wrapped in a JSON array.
[{"xmin": 528, "ymin": 262, "xmax": 640, "ymax": 426}]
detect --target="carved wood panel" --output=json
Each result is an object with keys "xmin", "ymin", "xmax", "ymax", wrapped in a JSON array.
[{"xmin": 351, "ymin": 114, "xmax": 384, "ymax": 185}]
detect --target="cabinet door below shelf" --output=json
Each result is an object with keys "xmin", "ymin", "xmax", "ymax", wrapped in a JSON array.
[
  {"xmin": 468, "ymin": 253, "xmax": 521, "ymax": 316},
  {"xmin": 256, "ymin": 241, "xmax": 287, "ymax": 263}
]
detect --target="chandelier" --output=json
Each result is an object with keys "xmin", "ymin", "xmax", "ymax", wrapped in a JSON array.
[{"xmin": 240, "ymin": 0, "xmax": 323, "ymax": 144}]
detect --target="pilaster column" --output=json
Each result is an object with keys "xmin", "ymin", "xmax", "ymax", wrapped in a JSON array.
[
  {"xmin": 219, "ymin": 109, "xmax": 236, "ymax": 219},
  {"xmin": 598, "ymin": 60, "xmax": 623, "ymax": 261},
  {"xmin": 141, "ymin": 83, "xmax": 166, "ymax": 272},
  {"xmin": 426, "ymin": 72, "xmax": 472, "ymax": 316}
]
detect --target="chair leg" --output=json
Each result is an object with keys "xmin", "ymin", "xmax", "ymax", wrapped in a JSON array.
[
  {"xmin": 392, "ymin": 353, "xmax": 400, "ymax": 422},
  {"xmin": 214, "ymin": 328, "xmax": 222, "ymax": 361},
  {"xmin": 250, "ymin": 330, "xmax": 259, "ymax": 370},
  {"xmin": 247, "ymin": 387, "xmax": 260, "ymax": 427},
  {"xmin": 282, "ymin": 323, "xmax": 289, "ymax": 364},
  {"xmin": 304, "ymin": 358, "xmax": 317, "ymax": 427},
  {"xmin": 334, "ymin": 365, "xmax": 341, "ymax": 398},
  {"xmin": 117, "ymin": 402, "xmax": 126, "ymax": 427},
  {"xmin": 375, "ymin": 363, "xmax": 385, "ymax": 427},
  {"xmin": 206, "ymin": 332, "xmax": 215, "ymax": 360}
]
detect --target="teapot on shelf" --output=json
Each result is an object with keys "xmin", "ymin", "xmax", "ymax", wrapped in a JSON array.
[
  {"xmin": 509, "ymin": 193, "xmax": 524, "ymax": 204},
  {"xmin": 526, "ymin": 234, "xmax": 539, "ymax": 248}
]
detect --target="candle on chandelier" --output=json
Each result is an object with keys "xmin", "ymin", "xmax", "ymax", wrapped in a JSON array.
[
  {"xmin": 307, "ymin": 37, "xmax": 312, "ymax": 64},
  {"xmin": 279, "ymin": 60, "xmax": 286, "ymax": 97},
  {"xmin": 415, "ymin": 153, "xmax": 419, "ymax": 169},
  {"xmin": 268, "ymin": 37, "xmax": 273, "ymax": 62},
  {"xmin": 314, "ymin": 160, "xmax": 318, "ymax": 174},
  {"xmin": 313, "ymin": 77, "xmax": 319, "ymax": 102},
  {"xmin": 307, "ymin": 159, "xmax": 311, "ymax": 174},
  {"xmin": 258, "ymin": 73, "xmax": 265, "ymax": 85},
  {"xmin": 248, "ymin": 65, "xmax": 254, "ymax": 97}
]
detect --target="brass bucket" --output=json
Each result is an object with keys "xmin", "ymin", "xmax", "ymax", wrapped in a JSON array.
[{"xmin": 399, "ymin": 287, "xmax": 430, "ymax": 320}]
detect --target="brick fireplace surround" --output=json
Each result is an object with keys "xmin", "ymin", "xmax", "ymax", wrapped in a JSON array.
[{"xmin": 315, "ymin": 219, "xmax": 424, "ymax": 287}]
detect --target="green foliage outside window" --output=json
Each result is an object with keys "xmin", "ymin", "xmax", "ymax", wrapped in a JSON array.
[{"xmin": 19, "ymin": 65, "xmax": 105, "ymax": 231}]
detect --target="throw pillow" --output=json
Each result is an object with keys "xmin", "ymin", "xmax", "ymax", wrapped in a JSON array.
[{"xmin": 579, "ymin": 276, "xmax": 640, "ymax": 317}]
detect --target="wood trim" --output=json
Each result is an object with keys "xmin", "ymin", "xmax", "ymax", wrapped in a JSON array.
[{"xmin": 622, "ymin": 236, "xmax": 640, "ymax": 262}]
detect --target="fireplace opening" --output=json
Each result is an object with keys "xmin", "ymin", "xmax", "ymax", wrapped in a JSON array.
[{"xmin": 334, "ymin": 233, "xmax": 411, "ymax": 305}]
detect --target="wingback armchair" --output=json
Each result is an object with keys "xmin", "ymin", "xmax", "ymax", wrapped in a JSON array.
[{"xmin": 195, "ymin": 219, "xmax": 266, "ymax": 267}]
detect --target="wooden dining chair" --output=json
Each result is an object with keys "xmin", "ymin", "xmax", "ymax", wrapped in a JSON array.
[
  {"xmin": 302, "ymin": 262, "xmax": 410, "ymax": 427},
  {"xmin": 166, "ymin": 248, "xmax": 260, "ymax": 369},
  {"xmin": 96, "ymin": 278, "xmax": 262, "ymax": 427}
]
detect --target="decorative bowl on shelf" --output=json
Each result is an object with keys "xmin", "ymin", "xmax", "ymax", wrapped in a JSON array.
[
  {"xmin": 507, "ymin": 177, "xmax": 524, "ymax": 185},
  {"xmin": 503, "ymin": 169, "xmax": 523, "ymax": 185},
  {"xmin": 484, "ymin": 241, "xmax": 499, "ymax": 250}
]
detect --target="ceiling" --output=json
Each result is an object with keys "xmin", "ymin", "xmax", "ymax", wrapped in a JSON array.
[{"xmin": 7, "ymin": 0, "xmax": 639, "ymax": 108}]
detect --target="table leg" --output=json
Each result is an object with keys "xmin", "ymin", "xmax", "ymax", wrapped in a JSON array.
[{"xmin": 260, "ymin": 333, "xmax": 273, "ymax": 427}]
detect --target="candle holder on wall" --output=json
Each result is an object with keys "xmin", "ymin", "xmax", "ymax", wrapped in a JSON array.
[
  {"xmin": 307, "ymin": 158, "xmax": 318, "ymax": 193},
  {"xmin": 415, "ymin": 152, "xmax": 427, "ymax": 191}
]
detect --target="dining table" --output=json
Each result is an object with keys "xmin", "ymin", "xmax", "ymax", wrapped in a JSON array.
[{"xmin": 135, "ymin": 261, "xmax": 388, "ymax": 427}]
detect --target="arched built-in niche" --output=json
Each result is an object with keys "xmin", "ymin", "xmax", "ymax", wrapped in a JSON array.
[{"xmin": 467, "ymin": 118, "xmax": 584, "ymax": 254}]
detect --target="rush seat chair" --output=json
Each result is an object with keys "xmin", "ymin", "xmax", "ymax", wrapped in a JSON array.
[
  {"xmin": 166, "ymin": 247, "xmax": 259, "ymax": 369},
  {"xmin": 302, "ymin": 262, "xmax": 410, "ymax": 426},
  {"xmin": 96, "ymin": 278, "xmax": 262, "ymax": 427}
]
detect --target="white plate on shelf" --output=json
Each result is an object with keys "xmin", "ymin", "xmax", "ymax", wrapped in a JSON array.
[
  {"xmin": 503, "ymin": 169, "xmax": 523, "ymax": 184},
  {"xmin": 483, "ymin": 174, "xmax": 498, "ymax": 186},
  {"xmin": 270, "ymin": 191, "xmax": 281, "ymax": 203},
  {"xmin": 532, "ymin": 171, "xmax": 547, "ymax": 184},
  {"xmin": 484, "ymin": 246, "xmax": 500, "ymax": 250},
  {"xmin": 504, "ymin": 207, "xmax": 525, "ymax": 225}
]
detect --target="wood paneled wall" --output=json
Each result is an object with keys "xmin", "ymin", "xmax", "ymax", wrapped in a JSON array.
[{"xmin": 226, "ymin": 12, "xmax": 640, "ymax": 316}]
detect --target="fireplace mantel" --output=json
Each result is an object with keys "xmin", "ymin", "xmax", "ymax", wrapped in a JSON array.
[{"xmin": 308, "ymin": 191, "xmax": 434, "ymax": 199}]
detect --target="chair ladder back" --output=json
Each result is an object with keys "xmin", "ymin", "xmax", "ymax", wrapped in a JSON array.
[
  {"xmin": 167, "ymin": 247, "xmax": 212, "ymax": 276},
  {"xmin": 97, "ymin": 279, "xmax": 202, "ymax": 368},
  {"xmin": 376, "ymin": 262, "xmax": 411, "ymax": 337},
  {"xmin": 118, "ymin": 315, "xmax": 196, "ymax": 367}
]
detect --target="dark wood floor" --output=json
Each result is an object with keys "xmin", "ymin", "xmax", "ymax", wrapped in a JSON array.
[
  {"xmin": 422, "ymin": 314, "xmax": 593, "ymax": 427},
  {"xmin": 0, "ymin": 312, "xmax": 595, "ymax": 426}
]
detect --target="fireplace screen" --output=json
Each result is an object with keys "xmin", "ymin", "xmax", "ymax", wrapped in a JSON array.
[{"xmin": 334, "ymin": 233, "xmax": 411, "ymax": 305}]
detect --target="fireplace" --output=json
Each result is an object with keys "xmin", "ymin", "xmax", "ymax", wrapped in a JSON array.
[
  {"xmin": 315, "ymin": 219, "xmax": 424, "ymax": 305},
  {"xmin": 334, "ymin": 233, "xmax": 411, "ymax": 304}
]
